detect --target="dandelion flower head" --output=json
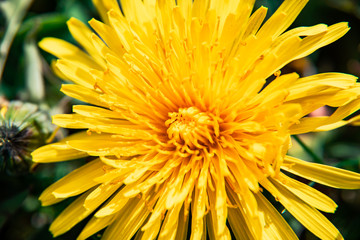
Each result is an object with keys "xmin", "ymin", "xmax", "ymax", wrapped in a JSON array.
[{"xmin": 33, "ymin": 0, "xmax": 360, "ymax": 239}]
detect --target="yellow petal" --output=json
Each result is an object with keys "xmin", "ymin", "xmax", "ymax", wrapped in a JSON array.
[
  {"xmin": 255, "ymin": 73, "xmax": 298, "ymax": 103},
  {"xmin": 165, "ymin": 162, "xmax": 199, "ymax": 209},
  {"xmin": 227, "ymin": 186, "xmax": 262, "ymax": 239},
  {"xmin": 55, "ymin": 59, "xmax": 96, "ymax": 88},
  {"xmin": 94, "ymin": 191, "xmax": 129, "ymax": 218},
  {"xmin": 72, "ymin": 105, "xmax": 124, "ymax": 119},
  {"xmin": 83, "ymin": 181, "xmax": 122, "ymax": 210},
  {"xmin": 141, "ymin": 188, "xmax": 167, "ymax": 231},
  {"xmin": 255, "ymin": 192, "xmax": 298, "ymax": 240},
  {"xmin": 227, "ymin": 207, "xmax": 254, "ymax": 240},
  {"xmin": 274, "ymin": 24, "xmax": 328, "ymax": 46},
  {"xmin": 287, "ymin": 73, "xmax": 357, "ymax": 102},
  {"xmin": 282, "ymin": 156, "xmax": 360, "ymax": 189},
  {"xmin": 208, "ymin": 182, "xmax": 228, "ymax": 238},
  {"xmin": 290, "ymin": 98, "xmax": 360, "ymax": 134},
  {"xmin": 88, "ymin": 18, "xmax": 125, "ymax": 56},
  {"xmin": 189, "ymin": 183, "xmax": 207, "ymax": 240},
  {"xmin": 315, "ymin": 114, "xmax": 360, "ymax": 131},
  {"xmin": 262, "ymin": 178, "xmax": 343, "ymax": 240},
  {"xmin": 142, "ymin": 216, "xmax": 162, "ymax": 240},
  {"xmin": 107, "ymin": 10, "xmax": 134, "ymax": 52},
  {"xmin": 60, "ymin": 84, "xmax": 107, "ymax": 108},
  {"xmin": 294, "ymin": 22, "xmax": 350, "ymax": 60},
  {"xmin": 38, "ymin": 37, "xmax": 101, "ymax": 70},
  {"xmin": 67, "ymin": 136, "xmax": 148, "ymax": 157},
  {"xmin": 99, "ymin": 156, "xmax": 143, "ymax": 170},
  {"xmin": 257, "ymin": 0, "xmax": 309, "ymax": 40},
  {"xmin": 53, "ymin": 113, "xmax": 151, "ymax": 138},
  {"xmin": 31, "ymin": 132, "xmax": 89, "ymax": 163},
  {"xmin": 95, "ymin": 170, "xmax": 150, "ymax": 217},
  {"xmin": 77, "ymin": 214, "xmax": 116, "ymax": 240},
  {"xmin": 246, "ymin": 23, "xmax": 350, "ymax": 92},
  {"xmin": 67, "ymin": 18, "xmax": 106, "ymax": 68},
  {"xmin": 50, "ymin": 190, "xmax": 93, "ymax": 237},
  {"xmin": 102, "ymin": 197, "xmax": 151, "ymax": 240},
  {"xmin": 121, "ymin": 0, "xmax": 153, "ymax": 24},
  {"xmin": 50, "ymin": 59, "xmax": 67, "ymax": 80},
  {"xmin": 31, "ymin": 142, "xmax": 87, "ymax": 163},
  {"xmin": 92, "ymin": 0, "xmax": 120, "ymax": 23},
  {"xmin": 278, "ymin": 173, "xmax": 337, "ymax": 213},
  {"xmin": 205, "ymin": 208, "xmax": 232, "ymax": 240},
  {"xmin": 158, "ymin": 204, "xmax": 182, "ymax": 240},
  {"xmin": 242, "ymin": 6, "xmax": 267, "ymax": 39},
  {"xmin": 175, "ymin": 205, "xmax": 190, "ymax": 240},
  {"xmin": 39, "ymin": 159, "xmax": 104, "ymax": 205}
]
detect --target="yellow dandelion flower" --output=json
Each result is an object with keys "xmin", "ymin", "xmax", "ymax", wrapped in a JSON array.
[{"xmin": 33, "ymin": 0, "xmax": 360, "ymax": 239}]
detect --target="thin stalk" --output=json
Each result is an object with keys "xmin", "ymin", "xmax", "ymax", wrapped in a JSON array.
[
  {"xmin": 293, "ymin": 135, "xmax": 324, "ymax": 164},
  {"xmin": 0, "ymin": 0, "xmax": 33, "ymax": 80}
]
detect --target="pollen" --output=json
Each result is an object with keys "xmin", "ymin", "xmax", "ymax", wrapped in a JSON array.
[{"xmin": 165, "ymin": 107, "xmax": 220, "ymax": 151}]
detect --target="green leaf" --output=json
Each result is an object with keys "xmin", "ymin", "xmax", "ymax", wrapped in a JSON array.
[
  {"xmin": 18, "ymin": 13, "xmax": 68, "ymax": 37},
  {"xmin": 0, "ymin": 0, "xmax": 33, "ymax": 80}
]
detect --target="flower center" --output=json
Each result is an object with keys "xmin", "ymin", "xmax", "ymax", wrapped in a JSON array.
[{"xmin": 165, "ymin": 107, "xmax": 220, "ymax": 151}]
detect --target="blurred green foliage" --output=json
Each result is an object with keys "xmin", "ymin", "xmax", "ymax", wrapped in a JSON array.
[{"xmin": 0, "ymin": 0, "xmax": 360, "ymax": 239}]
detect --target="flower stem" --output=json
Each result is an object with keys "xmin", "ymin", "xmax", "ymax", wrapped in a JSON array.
[
  {"xmin": 293, "ymin": 135, "xmax": 324, "ymax": 164},
  {"xmin": 0, "ymin": 0, "xmax": 33, "ymax": 80}
]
